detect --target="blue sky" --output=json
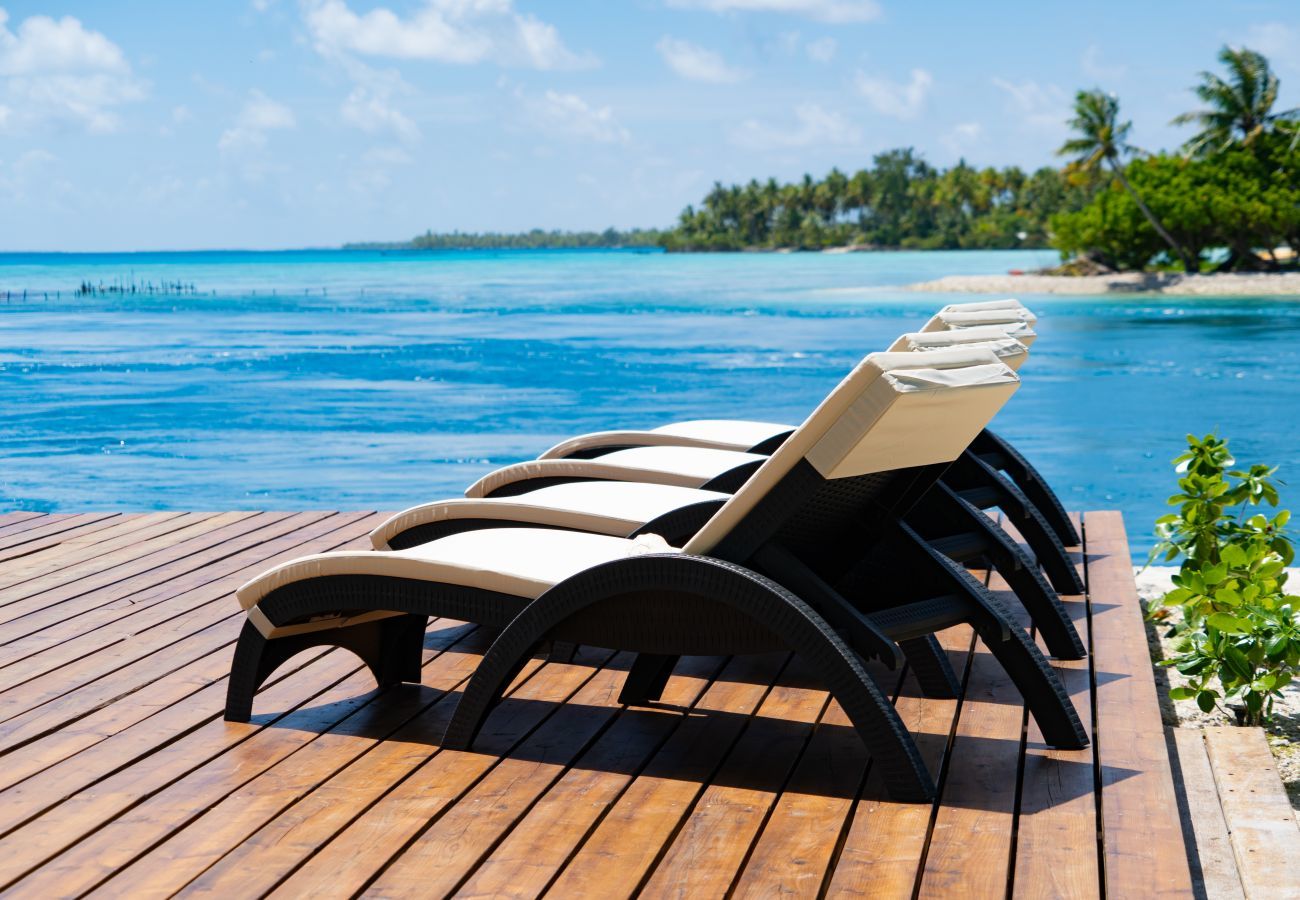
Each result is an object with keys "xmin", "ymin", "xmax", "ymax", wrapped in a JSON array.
[{"xmin": 1, "ymin": 0, "xmax": 1297, "ymax": 250}]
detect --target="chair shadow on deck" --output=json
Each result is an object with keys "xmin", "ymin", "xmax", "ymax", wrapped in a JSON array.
[{"xmin": 249, "ymin": 632, "xmax": 1138, "ymax": 812}]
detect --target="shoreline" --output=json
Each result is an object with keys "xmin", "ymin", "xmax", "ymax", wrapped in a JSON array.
[{"xmin": 908, "ymin": 271, "xmax": 1300, "ymax": 296}]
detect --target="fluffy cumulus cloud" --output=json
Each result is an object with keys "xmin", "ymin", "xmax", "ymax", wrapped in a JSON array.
[
  {"xmin": 855, "ymin": 68, "xmax": 932, "ymax": 119},
  {"xmin": 300, "ymin": 0, "xmax": 592, "ymax": 69},
  {"xmin": 666, "ymin": 0, "xmax": 881, "ymax": 23},
  {"xmin": 338, "ymin": 63, "xmax": 420, "ymax": 142},
  {"xmin": 731, "ymin": 102, "xmax": 859, "ymax": 150},
  {"xmin": 0, "ymin": 9, "xmax": 145, "ymax": 133},
  {"xmin": 655, "ymin": 36, "xmax": 746, "ymax": 83},
  {"xmin": 524, "ymin": 89, "xmax": 630, "ymax": 144},
  {"xmin": 219, "ymin": 89, "xmax": 296, "ymax": 153}
]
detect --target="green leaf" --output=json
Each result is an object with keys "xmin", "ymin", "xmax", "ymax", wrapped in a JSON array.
[
  {"xmin": 1168, "ymin": 686, "xmax": 1197, "ymax": 701},
  {"xmin": 1224, "ymin": 645, "xmax": 1254, "ymax": 681},
  {"xmin": 1197, "ymin": 690, "xmax": 1218, "ymax": 713},
  {"xmin": 1208, "ymin": 613, "xmax": 1250, "ymax": 634},
  {"xmin": 1222, "ymin": 543, "xmax": 1248, "ymax": 567}
]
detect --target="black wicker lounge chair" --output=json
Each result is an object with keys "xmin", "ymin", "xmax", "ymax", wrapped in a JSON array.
[
  {"xmin": 226, "ymin": 346, "xmax": 1087, "ymax": 802},
  {"xmin": 509, "ymin": 306, "xmax": 1083, "ymax": 590},
  {"xmin": 429, "ymin": 330, "xmax": 1083, "ymax": 657}
]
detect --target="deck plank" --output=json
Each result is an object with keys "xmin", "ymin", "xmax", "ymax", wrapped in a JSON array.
[
  {"xmin": 539, "ymin": 652, "xmax": 792, "ymax": 898},
  {"xmin": 0, "ymin": 515, "xmax": 385, "ymax": 757},
  {"xmin": 0, "ymin": 511, "xmax": 345, "ymax": 689},
  {"xmin": 1010, "ymin": 512, "xmax": 1099, "ymax": 898},
  {"xmin": 0, "ymin": 513, "xmax": 122, "ymax": 559},
  {"xmin": 1085, "ymin": 511, "xmax": 1194, "ymax": 898},
  {"xmin": 267, "ymin": 648, "xmax": 620, "ymax": 898},
  {"xmin": 449, "ymin": 657, "xmax": 729, "ymax": 900},
  {"xmin": 0, "ymin": 511, "xmax": 272, "ymax": 635},
  {"xmin": 0, "ymin": 515, "xmax": 380, "ymax": 797},
  {"xmin": 638, "ymin": 658, "xmax": 830, "ymax": 897},
  {"xmin": 77, "ymin": 624, "xmax": 497, "ymax": 898},
  {"xmin": 1203, "ymin": 725, "xmax": 1298, "ymax": 899},
  {"xmin": 0, "ymin": 509, "xmax": 1196, "ymax": 898}
]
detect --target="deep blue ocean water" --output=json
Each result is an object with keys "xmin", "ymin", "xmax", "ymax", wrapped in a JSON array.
[{"xmin": 3, "ymin": 247, "xmax": 1298, "ymax": 557}]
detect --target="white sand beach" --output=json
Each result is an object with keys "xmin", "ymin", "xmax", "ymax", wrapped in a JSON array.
[{"xmin": 909, "ymin": 271, "xmax": 1300, "ymax": 296}]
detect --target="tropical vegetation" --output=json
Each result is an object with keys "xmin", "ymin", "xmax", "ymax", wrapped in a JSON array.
[
  {"xmin": 347, "ymin": 228, "xmax": 663, "ymax": 251},
  {"xmin": 1149, "ymin": 434, "xmax": 1297, "ymax": 727},
  {"xmin": 383, "ymin": 46, "xmax": 1299, "ymax": 270},
  {"xmin": 663, "ymin": 45, "xmax": 1300, "ymax": 269}
]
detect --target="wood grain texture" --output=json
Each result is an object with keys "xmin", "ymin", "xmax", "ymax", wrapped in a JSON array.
[
  {"xmin": 1203, "ymin": 726, "xmax": 1299, "ymax": 900},
  {"xmin": 1086, "ymin": 511, "xmax": 1194, "ymax": 898},
  {"xmin": 0, "ymin": 508, "xmax": 1196, "ymax": 898}
]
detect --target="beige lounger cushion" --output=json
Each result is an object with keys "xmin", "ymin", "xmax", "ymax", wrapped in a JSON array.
[
  {"xmin": 539, "ymin": 419, "xmax": 786, "ymax": 460},
  {"xmin": 938, "ymin": 299, "xmax": 1037, "ymax": 323},
  {"xmin": 919, "ymin": 309, "xmax": 1038, "ymax": 346},
  {"xmin": 465, "ymin": 446, "xmax": 767, "ymax": 499},
  {"xmin": 369, "ymin": 481, "xmax": 730, "ymax": 550},
  {"xmin": 684, "ymin": 346, "xmax": 1018, "ymax": 554},
  {"xmin": 886, "ymin": 328, "xmax": 1028, "ymax": 370},
  {"xmin": 239, "ymin": 529, "xmax": 677, "ymax": 636},
  {"xmin": 242, "ymin": 347, "xmax": 1017, "ymax": 639}
]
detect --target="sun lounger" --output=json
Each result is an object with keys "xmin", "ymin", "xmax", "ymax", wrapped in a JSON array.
[
  {"xmin": 227, "ymin": 346, "xmax": 1087, "ymax": 802},
  {"xmin": 527, "ymin": 302, "xmax": 1079, "ymax": 558},
  {"xmin": 466, "ymin": 324, "xmax": 1083, "ymax": 599}
]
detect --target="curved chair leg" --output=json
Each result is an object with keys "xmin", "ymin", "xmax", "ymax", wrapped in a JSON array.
[
  {"xmin": 619, "ymin": 653, "xmax": 679, "ymax": 705},
  {"xmin": 443, "ymin": 554, "xmax": 936, "ymax": 802},
  {"xmin": 944, "ymin": 457, "xmax": 1085, "ymax": 596},
  {"xmin": 224, "ymin": 613, "xmax": 427, "ymax": 722},
  {"xmin": 972, "ymin": 430, "xmax": 1081, "ymax": 546},
  {"xmin": 898, "ymin": 636, "xmax": 960, "ymax": 699},
  {"xmin": 927, "ymin": 485, "xmax": 1086, "ymax": 660},
  {"xmin": 903, "ymin": 539, "xmax": 1088, "ymax": 750}
]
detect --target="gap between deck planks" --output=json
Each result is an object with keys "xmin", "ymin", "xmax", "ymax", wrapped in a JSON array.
[{"xmin": 0, "ymin": 510, "xmax": 1193, "ymax": 898}]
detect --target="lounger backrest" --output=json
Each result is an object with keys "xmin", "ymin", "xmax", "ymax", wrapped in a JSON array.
[
  {"xmin": 683, "ymin": 346, "xmax": 1018, "ymax": 555},
  {"xmin": 938, "ymin": 299, "xmax": 1037, "ymax": 323},
  {"xmin": 918, "ymin": 311, "xmax": 1037, "ymax": 346},
  {"xmin": 886, "ymin": 327, "xmax": 1029, "ymax": 370}
]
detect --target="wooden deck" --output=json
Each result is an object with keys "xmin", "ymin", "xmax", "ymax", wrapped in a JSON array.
[{"xmin": 0, "ymin": 509, "xmax": 1193, "ymax": 898}]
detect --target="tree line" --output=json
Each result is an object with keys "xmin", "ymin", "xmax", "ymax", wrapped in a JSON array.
[
  {"xmin": 664, "ymin": 46, "xmax": 1299, "ymax": 271},
  {"xmin": 382, "ymin": 46, "xmax": 1297, "ymax": 272},
  {"xmin": 660, "ymin": 154, "xmax": 1090, "ymax": 252}
]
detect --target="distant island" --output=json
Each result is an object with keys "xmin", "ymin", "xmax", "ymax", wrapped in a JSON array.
[
  {"xmin": 346, "ymin": 228, "xmax": 663, "ymax": 251},
  {"xmin": 363, "ymin": 46, "xmax": 1297, "ymax": 279}
]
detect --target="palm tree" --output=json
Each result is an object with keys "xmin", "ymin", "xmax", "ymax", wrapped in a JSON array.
[
  {"xmin": 1172, "ymin": 46, "xmax": 1299, "ymax": 155},
  {"xmin": 1058, "ymin": 89, "xmax": 1198, "ymax": 273}
]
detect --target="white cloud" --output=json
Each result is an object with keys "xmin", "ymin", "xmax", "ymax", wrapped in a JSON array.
[
  {"xmin": 338, "ymin": 64, "xmax": 420, "ymax": 142},
  {"xmin": 524, "ymin": 89, "xmax": 630, "ymax": 144},
  {"xmin": 219, "ymin": 89, "xmax": 296, "ymax": 153},
  {"xmin": 172, "ymin": 104, "xmax": 192, "ymax": 124},
  {"xmin": 855, "ymin": 68, "xmax": 932, "ymax": 119},
  {"xmin": 941, "ymin": 121, "xmax": 983, "ymax": 156},
  {"xmin": 1241, "ymin": 23, "xmax": 1300, "ymax": 71},
  {"xmin": 1081, "ymin": 44, "xmax": 1127, "ymax": 81},
  {"xmin": 300, "ymin": 0, "xmax": 593, "ymax": 70},
  {"xmin": 805, "ymin": 36, "xmax": 836, "ymax": 63},
  {"xmin": 666, "ymin": 0, "xmax": 881, "ymax": 23},
  {"xmin": 0, "ymin": 9, "xmax": 145, "ymax": 133},
  {"xmin": 655, "ymin": 36, "xmax": 745, "ymax": 83},
  {"xmin": 992, "ymin": 77, "xmax": 1069, "ymax": 132},
  {"xmin": 731, "ymin": 103, "xmax": 859, "ymax": 150}
]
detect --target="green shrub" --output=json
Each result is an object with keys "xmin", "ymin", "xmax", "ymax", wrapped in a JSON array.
[{"xmin": 1150, "ymin": 434, "xmax": 1297, "ymax": 725}]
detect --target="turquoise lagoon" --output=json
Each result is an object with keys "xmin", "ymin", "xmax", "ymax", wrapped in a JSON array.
[{"xmin": 2, "ymin": 247, "xmax": 1297, "ymax": 557}]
